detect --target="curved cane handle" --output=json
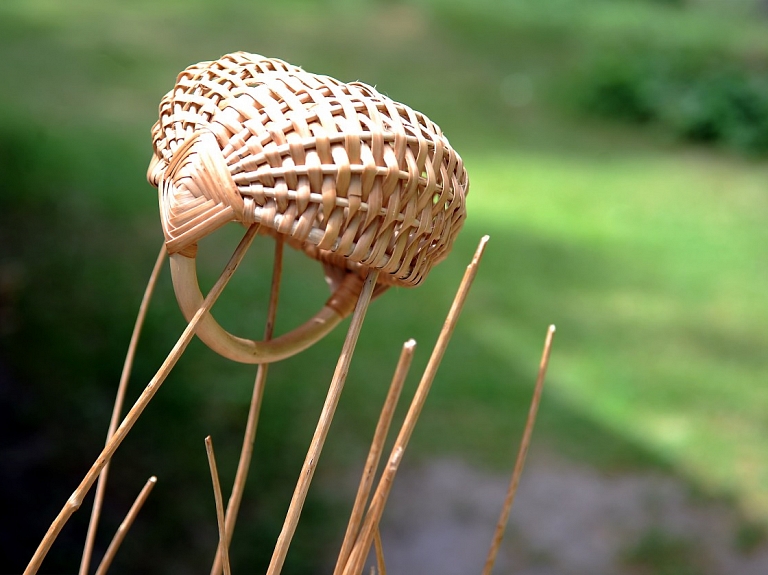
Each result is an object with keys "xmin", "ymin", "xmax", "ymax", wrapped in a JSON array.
[{"xmin": 170, "ymin": 252, "xmax": 364, "ymax": 364}]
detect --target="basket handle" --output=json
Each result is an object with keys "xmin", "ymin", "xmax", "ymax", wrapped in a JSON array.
[{"xmin": 170, "ymin": 252, "xmax": 363, "ymax": 363}]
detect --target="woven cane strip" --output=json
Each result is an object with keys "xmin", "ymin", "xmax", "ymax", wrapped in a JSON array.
[{"xmin": 149, "ymin": 52, "xmax": 468, "ymax": 287}]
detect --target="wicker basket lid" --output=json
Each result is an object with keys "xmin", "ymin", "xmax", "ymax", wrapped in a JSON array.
[{"xmin": 148, "ymin": 52, "xmax": 468, "ymax": 288}]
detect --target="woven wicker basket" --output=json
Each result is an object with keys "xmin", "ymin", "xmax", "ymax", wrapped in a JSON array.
[{"xmin": 148, "ymin": 52, "xmax": 469, "ymax": 363}]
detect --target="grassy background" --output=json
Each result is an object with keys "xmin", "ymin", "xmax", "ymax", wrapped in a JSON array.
[{"xmin": 1, "ymin": 0, "xmax": 767, "ymax": 572}]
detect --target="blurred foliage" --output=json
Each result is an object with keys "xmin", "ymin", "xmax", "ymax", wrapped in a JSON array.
[
  {"xmin": 734, "ymin": 520, "xmax": 768, "ymax": 554},
  {"xmin": 577, "ymin": 49, "xmax": 768, "ymax": 154},
  {"xmin": 434, "ymin": 0, "xmax": 768, "ymax": 153},
  {"xmin": 623, "ymin": 528, "xmax": 705, "ymax": 575}
]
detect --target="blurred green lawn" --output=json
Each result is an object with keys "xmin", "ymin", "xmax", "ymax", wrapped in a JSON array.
[{"xmin": 1, "ymin": 0, "xmax": 767, "ymax": 572}]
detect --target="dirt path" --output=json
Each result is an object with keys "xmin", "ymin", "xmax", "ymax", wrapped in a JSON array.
[{"xmin": 372, "ymin": 452, "xmax": 768, "ymax": 574}]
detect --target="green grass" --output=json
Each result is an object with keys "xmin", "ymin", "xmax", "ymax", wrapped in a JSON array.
[
  {"xmin": 2, "ymin": 0, "xmax": 768, "ymax": 572},
  {"xmin": 464, "ymin": 148, "xmax": 768, "ymax": 499},
  {"xmin": 623, "ymin": 528, "xmax": 705, "ymax": 575}
]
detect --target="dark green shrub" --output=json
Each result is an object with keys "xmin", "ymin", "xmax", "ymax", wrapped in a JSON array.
[
  {"xmin": 576, "ymin": 49, "xmax": 768, "ymax": 154},
  {"xmin": 579, "ymin": 55, "xmax": 656, "ymax": 123},
  {"xmin": 660, "ymin": 69, "xmax": 768, "ymax": 152}
]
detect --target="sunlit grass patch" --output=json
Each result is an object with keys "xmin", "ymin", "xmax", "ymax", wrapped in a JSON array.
[{"xmin": 460, "ymin": 148, "xmax": 768, "ymax": 512}]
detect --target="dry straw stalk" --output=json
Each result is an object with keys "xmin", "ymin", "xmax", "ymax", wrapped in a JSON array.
[
  {"xmin": 333, "ymin": 339, "xmax": 416, "ymax": 575},
  {"xmin": 482, "ymin": 324, "xmax": 556, "ymax": 575},
  {"xmin": 79, "ymin": 245, "xmax": 166, "ymax": 575},
  {"xmin": 266, "ymin": 270, "xmax": 380, "ymax": 575},
  {"xmin": 93, "ymin": 476, "xmax": 157, "ymax": 575},
  {"xmin": 342, "ymin": 235, "xmax": 489, "ymax": 575},
  {"xmin": 205, "ymin": 436, "xmax": 232, "ymax": 575},
  {"xmin": 25, "ymin": 224, "xmax": 260, "ymax": 575},
  {"xmin": 210, "ymin": 236, "xmax": 285, "ymax": 575}
]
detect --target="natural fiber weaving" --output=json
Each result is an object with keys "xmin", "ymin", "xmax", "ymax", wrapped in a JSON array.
[{"xmin": 148, "ymin": 52, "xmax": 469, "ymax": 363}]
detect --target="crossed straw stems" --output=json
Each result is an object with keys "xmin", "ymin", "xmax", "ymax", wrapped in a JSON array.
[{"xmin": 25, "ymin": 228, "xmax": 554, "ymax": 575}]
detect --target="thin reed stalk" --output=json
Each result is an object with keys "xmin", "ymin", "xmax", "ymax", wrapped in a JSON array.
[
  {"xmin": 24, "ymin": 224, "xmax": 259, "ymax": 575},
  {"xmin": 373, "ymin": 527, "xmax": 387, "ymax": 575},
  {"xmin": 79, "ymin": 245, "xmax": 166, "ymax": 575},
  {"xmin": 266, "ymin": 270, "xmax": 380, "ymax": 575},
  {"xmin": 210, "ymin": 237, "xmax": 285, "ymax": 575},
  {"xmin": 93, "ymin": 476, "xmax": 156, "ymax": 575},
  {"xmin": 344, "ymin": 235, "xmax": 489, "ymax": 575},
  {"xmin": 481, "ymin": 324, "xmax": 555, "ymax": 575},
  {"xmin": 205, "ymin": 436, "xmax": 231, "ymax": 575},
  {"xmin": 333, "ymin": 340, "xmax": 416, "ymax": 575}
]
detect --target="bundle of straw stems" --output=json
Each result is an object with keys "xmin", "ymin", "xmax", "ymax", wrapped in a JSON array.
[{"xmin": 24, "ymin": 229, "xmax": 555, "ymax": 575}]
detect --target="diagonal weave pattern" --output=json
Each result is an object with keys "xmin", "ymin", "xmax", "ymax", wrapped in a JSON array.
[{"xmin": 148, "ymin": 52, "xmax": 468, "ymax": 287}]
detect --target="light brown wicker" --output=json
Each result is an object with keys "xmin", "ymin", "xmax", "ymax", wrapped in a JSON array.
[{"xmin": 148, "ymin": 52, "xmax": 469, "ymax": 363}]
